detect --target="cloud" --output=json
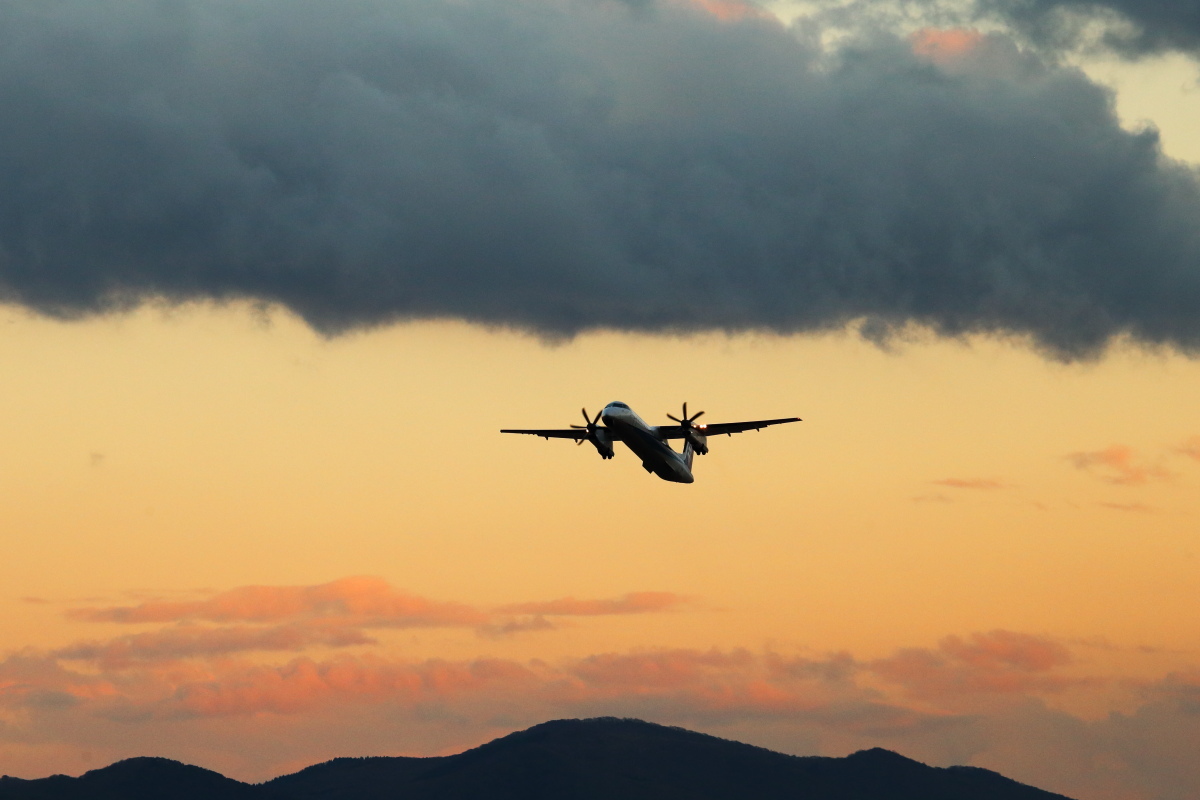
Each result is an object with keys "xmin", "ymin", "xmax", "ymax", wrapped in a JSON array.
[
  {"xmin": 68, "ymin": 576, "xmax": 486, "ymax": 628},
  {"xmin": 871, "ymin": 631, "xmax": 1079, "ymax": 702},
  {"xmin": 497, "ymin": 591, "xmax": 689, "ymax": 616},
  {"xmin": 8, "ymin": 576, "xmax": 1200, "ymax": 798},
  {"xmin": 1098, "ymin": 501, "xmax": 1155, "ymax": 512},
  {"xmin": 930, "ymin": 478, "xmax": 1005, "ymax": 489},
  {"xmin": 939, "ymin": 630, "xmax": 1072, "ymax": 672},
  {"xmin": 979, "ymin": 0, "xmax": 1200, "ymax": 56},
  {"xmin": 60, "ymin": 578, "xmax": 691, "ymax": 655},
  {"xmin": 6, "ymin": 620, "xmax": 1200, "ymax": 799},
  {"xmin": 1177, "ymin": 436, "xmax": 1200, "ymax": 462},
  {"xmin": 53, "ymin": 624, "xmax": 376, "ymax": 669},
  {"xmin": 168, "ymin": 656, "xmax": 546, "ymax": 718},
  {"xmin": 481, "ymin": 592, "xmax": 690, "ymax": 638},
  {"xmin": 683, "ymin": 0, "xmax": 771, "ymax": 22},
  {"xmin": 477, "ymin": 616, "xmax": 558, "ymax": 638},
  {"xmin": 911, "ymin": 27, "xmax": 987, "ymax": 66},
  {"xmin": 9, "ymin": 629, "xmax": 1080, "ymax": 724},
  {"xmin": 0, "ymin": 1, "xmax": 1199, "ymax": 358},
  {"xmin": 1067, "ymin": 444, "xmax": 1172, "ymax": 485},
  {"xmin": 571, "ymin": 648, "xmax": 756, "ymax": 690}
]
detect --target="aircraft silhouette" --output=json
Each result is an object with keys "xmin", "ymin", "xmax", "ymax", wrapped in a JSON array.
[{"xmin": 502, "ymin": 401, "xmax": 800, "ymax": 483}]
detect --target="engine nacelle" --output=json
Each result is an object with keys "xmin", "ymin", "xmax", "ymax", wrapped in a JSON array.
[
  {"xmin": 685, "ymin": 428, "xmax": 708, "ymax": 455},
  {"xmin": 590, "ymin": 428, "xmax": 615, "ymax": 459}
]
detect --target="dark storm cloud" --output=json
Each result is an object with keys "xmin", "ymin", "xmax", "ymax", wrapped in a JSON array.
[
  {"xmin": 980, "ymin": 0, "xmax": 1200, "ymax": 56},
  {"xmin": 2, "ymin": 0, "xmax": 1200, "ymax": 358}
]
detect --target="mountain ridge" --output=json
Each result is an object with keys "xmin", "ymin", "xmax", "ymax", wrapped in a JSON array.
[{"xmin": 0, "ymin": 717, "xmax": 1075, "ymax": 800}]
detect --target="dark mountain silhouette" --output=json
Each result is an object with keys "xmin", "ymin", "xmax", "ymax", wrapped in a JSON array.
[
  {"xmin": 0, "ymin": 717, "xmax": 1074, "ymax": 800},
  {"xmin": 0, "ymin": 756, "xmax": 259, "ymax": 800}
]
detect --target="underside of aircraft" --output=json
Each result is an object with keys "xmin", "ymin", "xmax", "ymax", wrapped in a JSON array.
[{"xmin": 502, "ymin": 401, "xmax": 801, "ymax": 483}]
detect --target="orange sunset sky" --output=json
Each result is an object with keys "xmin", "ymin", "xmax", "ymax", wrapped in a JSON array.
[{"xmin": 2, "ymin": 2, "xmax": 1200, "ymax": 799}]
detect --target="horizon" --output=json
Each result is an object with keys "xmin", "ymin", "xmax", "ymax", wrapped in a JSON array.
[{"xmin": 0, "ymin": 716, "xmax": 1061, "ymax": 793}]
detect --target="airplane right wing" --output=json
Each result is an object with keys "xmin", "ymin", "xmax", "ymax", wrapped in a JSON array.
[{"xmin": 656, "ymin": 417, "xmax": 801, "ymax": 438}]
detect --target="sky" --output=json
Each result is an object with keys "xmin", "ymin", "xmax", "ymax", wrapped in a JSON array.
[{"xmin": 1, "ymin": 1, "xmax": 1199, "ymax": 798}]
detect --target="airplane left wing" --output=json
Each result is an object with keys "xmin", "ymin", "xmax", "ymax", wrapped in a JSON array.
[
  {"xmin": 501, "ymin": 428, "xmax": 601, "ymax": 441},
  {"xmin": 656, "ymin": 417, "xmax": 801, "ymax": 438}
]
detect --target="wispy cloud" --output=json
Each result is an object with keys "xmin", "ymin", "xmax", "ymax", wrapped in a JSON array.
[
  {"xmin": 911, "ymin": 493, "xmax": 953, "ymax": 504},
  {"xmin": 1067, "ymin": 445, "xmax": 1172, "ymax": 486},
  {"xmin": 1098, "ymin": 501, "xmax": 1155, "ymax": 513},
  {"xmin": 871, "ymin": 631, "xmax": 1079, "ymax": 700},
  {"xmin": 1177, "ymin": 436, "xmax": 1200, "ymax": 463},
  {"xmin": 497, "ymin": 592, "xmax": 689, "ymax": 617},
  {"xmin": 60, "ymin": 578, "xmax": 691, "ymax": 656},
  {"xmin": 930, "ymin": 478, "xmax": 1005, "ymax": 490},
  {"xmin": 167, "ymin": 656, "xmax": 546, "ymax": 718},
  {"xmin": 53, "ymin": 624, "xmax": 376, "ymax": 669},
  {"xmin": 67, "ymin": 576, "xmax": 486, "ymax": 628},
  {"xmin": 477, "ymin": 616, "xmax": 557, "ymax": 639}
]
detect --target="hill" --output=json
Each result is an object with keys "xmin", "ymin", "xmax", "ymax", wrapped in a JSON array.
[{"xmin": 0, "ymin": 717, "xmax": 1074, "ymax": 800}]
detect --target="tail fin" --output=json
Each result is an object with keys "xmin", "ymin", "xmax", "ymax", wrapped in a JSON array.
[{"xmin": 683, "ymin": 440, "xmax": 695, "ymax": 470}]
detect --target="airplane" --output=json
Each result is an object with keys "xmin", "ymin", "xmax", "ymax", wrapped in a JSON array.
[{"xmin": 501, "ymin": 401, "xmax": 801, "ymax": 483}]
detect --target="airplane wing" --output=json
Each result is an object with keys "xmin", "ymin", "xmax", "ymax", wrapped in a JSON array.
[
  {"xmin": 656, "ymin": 417, "xmax": 801, "ymax": 439},
  {"xmin": 500, "ymin": 428, "xmax": 621, "ymax": 441}
]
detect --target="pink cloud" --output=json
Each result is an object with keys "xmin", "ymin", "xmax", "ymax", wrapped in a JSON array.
[
  {"xmin": 152, "ymin": 647, "xmax": 869, "ymax": 722},
  {"xmin": 1067, "ymin": 445, "xmax": 1172, "ymax": 486},
  {"xmin": 8, "ymin": 622, "xmax": 1200, "ymax": 800},
  {"xmin": 48, "ymin": 586, "xmax": 1078, "ymax": 718},
  {"xmin": 68, "ymin": 576, "xmax": 487, "ymax": 628},
  {"xmin": 911, "ymin": 28, "xmax": 985, "ymax": 66},
  {"xmin": 939, "ymin": 631, "xmax": 1071, "ymax": 673},
  {"xmin": 498, "ymin": 592, "xmax": 689, "ymax": 617},
  {"xmin": 171, "ymin": 656, "xmax": 544, "ymax": 717},
  {"xmin": 678, "ymin": 0, "xmax": 772, "ymax": 23},
  {"xmin": 20, "ymin": 578, "xmax": 1200, "ymax": 799},
  {"xmin": 871, "ymin": 631, "xmax": 1078, "ymax": 700},
  {"xmin": 66, "ymin": 580, "xmax": 688, "ymax": 643}
]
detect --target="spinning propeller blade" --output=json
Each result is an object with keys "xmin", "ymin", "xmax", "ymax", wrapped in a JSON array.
[
  {"xmin": 570, "ymin": 408, "xmax": 602, "ymax": 443},
  {"xmin": 667, "ymin": 403, "xmax": 705, "ymax": 426}
]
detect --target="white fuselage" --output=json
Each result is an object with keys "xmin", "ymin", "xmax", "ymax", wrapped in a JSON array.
[{"xmin": 601, "ymin": 402, "xmax": 694, "ymax": 484}]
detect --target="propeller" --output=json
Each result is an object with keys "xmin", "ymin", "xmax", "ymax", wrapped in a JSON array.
[
  {"xmin": 668, "ymin": 402, "xmax": 708, "ymax": 455},
  {"xmin": 570, "ymin": 407, "xmax": 603, "ymax": 445},
  {"xmin": 667, "ymin": 402, "xmax": 705, "ymax": 428}
]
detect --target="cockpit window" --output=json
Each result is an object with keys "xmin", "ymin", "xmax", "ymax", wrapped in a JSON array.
[{"xmin": 609, "ymin": 402, "xmax": 629, "ymax": 409}]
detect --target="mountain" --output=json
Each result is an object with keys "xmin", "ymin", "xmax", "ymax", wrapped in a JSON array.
[
  {"xmin": 0, "ymin": 756, "xmax": 259, "ymax": 800},
  {"xmin": 0, "ymin": 717, "xmax": 1074, "ymax": 800}
]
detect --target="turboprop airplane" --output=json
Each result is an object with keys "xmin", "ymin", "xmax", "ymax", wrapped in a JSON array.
[{"xmin": 501, "ymin": 402, "xmax": 801, "ymax": 483}]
